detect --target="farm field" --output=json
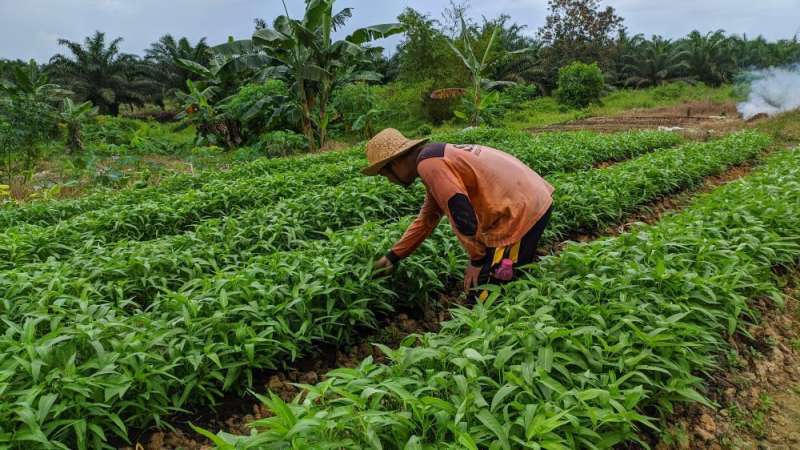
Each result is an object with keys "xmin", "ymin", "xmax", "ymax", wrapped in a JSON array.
[
  {"xmin": 3, "ymin": 0, "xmax": 800, "ymax": 449},
  {"xmin": 0, "ymin": 125, "xmax": 792, "ymax": 450}
]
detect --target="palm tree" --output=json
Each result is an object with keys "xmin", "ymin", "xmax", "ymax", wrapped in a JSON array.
[
  {"xmin": 768, "ymin": 36, "xmax": 800, "ymax": 66},
  {"xmin": 49, "ymin": 31, "xmax": 154, "ymax": 115},
  {"xmin": 681, "ymin": 30, "xmax": 736, "ymax": 86},
  {"xmin": 249, "ymin": 0, "xmax": 403, "ymax": 151},
  {"xmin": 624, "ymin": 35, "xmax": 690, "ymax": 87},
  {"xmin": 730, "ymin": 34, "xmax": 770, "ymax": 69},
  {"xmin": 145, "ymin": 34, "xmax": 211, "ymax": 98},
  {"xmin": 605, "ymin": 30, "xmax": 643, "ymax": 87}
]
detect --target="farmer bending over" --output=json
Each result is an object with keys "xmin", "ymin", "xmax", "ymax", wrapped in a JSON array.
[{"xmin": 365, "ymin": 128, "xmax": 554, "ymax": 295}]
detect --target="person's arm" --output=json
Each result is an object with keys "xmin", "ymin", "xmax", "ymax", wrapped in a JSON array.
[
  {"xmin": 417, "ymin": 159, "xmax": 487, "ymax": 266},
  {"xmin": 385, "ymin": 191, "xmax": 443, "ymax": 264}
]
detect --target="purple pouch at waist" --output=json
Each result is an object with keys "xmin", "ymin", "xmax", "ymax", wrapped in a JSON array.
[{"xmin": 494, "ymin": 258, "xmax": 514, "ymax": 281}]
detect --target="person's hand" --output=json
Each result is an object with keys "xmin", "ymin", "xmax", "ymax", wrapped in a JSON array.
[
  {"xmin": 463, "ymin": 264, "xmax": 482, "ymax": 291},
  {"xmin": 373, "ymin": 255, "xmax": 395, "ymax": 277}
]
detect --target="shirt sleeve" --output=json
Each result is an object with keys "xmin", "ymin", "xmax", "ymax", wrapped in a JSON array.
[
  {"xmin": 388, "ymin": 191, "xmax": 443, "ymax": 262},
  {"xmin": 417, "ymin": 158, "xmax": 487, "ymax": 265}
]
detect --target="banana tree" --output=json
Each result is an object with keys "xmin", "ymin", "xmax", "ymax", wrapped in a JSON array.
[
  {"xmin": 0, "ymin": 59, "xmax": 71, "ymax": 102},
  {"xmin": 59, "ymin": 98, "xmax": 97, "ymax": 153},
  {"xmin": 177, "ymin": 38, "xmax": 272, "ymax": 99},
  {"xmin": 175, "ymin": 79, "xmax": 243, "ymax": 148},
  {"xmin": 250, "ymin": 0, "xmax": 402, "ymax": 151},
  {"xmin": 444, "ymin": 18, "xmax": 523, "ymax": 126}
]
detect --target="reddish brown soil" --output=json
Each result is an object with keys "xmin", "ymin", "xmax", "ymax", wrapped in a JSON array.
[
  {"xmin": 648, "ymin": 272, "xmax": 800, "ymax": 449},
  {"xmin": 122, "ymin": 153, "xmax": 771, "ymax": 450}
]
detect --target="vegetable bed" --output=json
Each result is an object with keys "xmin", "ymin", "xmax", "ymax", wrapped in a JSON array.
[
  {"xmin": 221, "ymin": 147, "xmax": 800, "ymax": 449},
  {"xmin": 0, "ymin": 132, "xmax": 765, "ymax": 449}
]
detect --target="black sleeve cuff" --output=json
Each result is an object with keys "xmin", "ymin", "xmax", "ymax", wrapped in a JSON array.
[
  {"xmin": 386, "ymin": 250, "xmax": 402, "ymax": 265},
  {"xmin": 470, "ymin": 254, "xmax": 489, "ymax": 267}
]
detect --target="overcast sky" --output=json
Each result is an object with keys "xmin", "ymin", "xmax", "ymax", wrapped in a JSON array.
[{"xmin": 1, "ymin": 0, "xmax": 799, "ymax": 62}]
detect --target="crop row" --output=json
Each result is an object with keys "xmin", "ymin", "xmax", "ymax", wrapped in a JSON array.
[
  {"xmin": 4, "ymin": 177, "xmax": 422, "ymax": 303},
  {"xmin": 0, "ymin": 158, "xmax": 362, "ymax": 269},
  {"xmin": 0, "ymin": 132, "xmax": 765, "ymax": 449},
  {"xmin": 218, "ymin": 147, "xmax": 800, "ymax": 449},
  {"xmin": 0, "ymin": 130, "xmax": 680, "ymax": 233},
  {"xmin": 0, "ymin": 130, "xmax": 681, "ymax": 269},
  {"xmin": 434, "ymin": 128, "xmax": 683, "ymax": 175},
  {"xmin": 0, "ymin": 144, "xmax": 364, "ymax": 229}
]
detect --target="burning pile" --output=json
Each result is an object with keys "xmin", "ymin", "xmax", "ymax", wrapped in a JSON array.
[{"xmin": 737, "ymin": 64, "xmax": 800, "ymax": 119}]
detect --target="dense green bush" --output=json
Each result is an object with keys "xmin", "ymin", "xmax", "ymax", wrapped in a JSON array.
[
  {"xmin": 332, "ymin": 83, "xmax": 382, "ymax": 138},
  {"xmin": 371, "ymin": 81, "xmax": 457, "ymax": 132},
  {"xmin": 555, "ymin": 62, "xmax": 605, "ymax": 108},
  {"xmin": 84, "ymin": 116, "xmax": 195, "ymax": 156},
  {"xmin": 83, "ymin": 115, "xmax": 140, "ymax": 145},
  {"xmin": 415, "ymin": 124, "xmax": 433, "ymax": 137},
  {"xmin": 422, "ymin": 92, "xmax": 459, "ymax": 125},
  {"xmin": 454, "ymin": 90, "xmax": 512, "ymax": 127},
  {"xmin": 500, "ymin": 83, "xmax": 539, "ymax": 103},
  {"xmin": 256, "ymin": 130, "xmax": 307, "ymax": 158},
  {"xmin": 0, "ymin": 95, "xmax": 59, "ymax": 172}
]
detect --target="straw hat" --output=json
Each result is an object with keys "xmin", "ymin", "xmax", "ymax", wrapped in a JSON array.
[{"xmin": 362, "ymin": 128, "xmax": 429, "ymax": 176}]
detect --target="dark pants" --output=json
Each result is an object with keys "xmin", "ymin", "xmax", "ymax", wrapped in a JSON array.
[{"xmin": 473, "ymin": 205, "xmax": 553, "ymax": 300}]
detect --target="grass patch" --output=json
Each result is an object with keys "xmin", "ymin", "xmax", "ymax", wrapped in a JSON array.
[
  {"xmin": 755, "ymin": 109, "xmax": 800, "ymax": 144},
  {"xmin": 502, "ymin": 82, "xmax": 738, "ymax": 129}
]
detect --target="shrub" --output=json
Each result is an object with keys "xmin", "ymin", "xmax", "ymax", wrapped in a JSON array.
[
  {"xmin": 84, "ymin": 116, "xmax": 142, "ymax": 146},
  {"xmin": 454, "ymin": 90, "xmax": 511, "ymax": 127},
  {"xmin": 231, "ymin": 146, "xmax": 264, "ymax": 162},
  {"xmin": 257, "ymin": 130, "xmax": 308, "ymax": 158},
  {"xmin": 186, "ymin": 145, "xmax": 225, "ymax": 170},
  {"xmin": 501, "ymin": 83, "xmax": 539, "ymax": 103},
  {"xmin": 555, "ymin": 62, "xmax": 605, "ymax": 108},
  {"xmin": 0, "ymin": 95, "xmax": 59, "ymax": 171},
  {"xmin": 332, "ymin": 83, "xmax": 378, "ymax": 134},
  {"xmin": 372, "ymin": 81, "xmax": 453, "ymax": 132},
  {"xmin": 422, "ymin": 92, "xmax": 459, "ymax": 125},
  {"xmin": 85, "ymin": 117, "xmax": 195, "ymax": 156}
]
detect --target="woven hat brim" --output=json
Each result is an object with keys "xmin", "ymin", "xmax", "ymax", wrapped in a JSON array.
[{"xmin": 361, "ymin": 138, "xmax": 429, "ymax": 176}]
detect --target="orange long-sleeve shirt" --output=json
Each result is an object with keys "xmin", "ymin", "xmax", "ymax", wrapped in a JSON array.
[{"xmin": 388, "ymin": 143, "xmax": 554, "ymax": 265}]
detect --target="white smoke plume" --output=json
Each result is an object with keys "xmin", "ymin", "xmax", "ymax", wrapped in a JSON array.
[{"xmin": 737, "ymin": 65, "xmax": 800, "ymax": 119}]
